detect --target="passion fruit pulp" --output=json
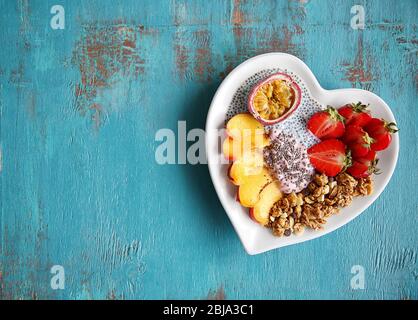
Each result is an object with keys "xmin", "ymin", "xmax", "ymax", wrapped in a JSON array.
[{"xmin": 248, "ymin": 73, "xmax": 301, "ymax": 125}]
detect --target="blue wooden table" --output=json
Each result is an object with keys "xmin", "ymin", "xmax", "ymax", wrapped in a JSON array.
[{"xmin": 0, "ymin": 0, "xmax": 417, "ymax": 300}]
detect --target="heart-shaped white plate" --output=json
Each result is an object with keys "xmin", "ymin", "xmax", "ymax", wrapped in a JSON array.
[{"xmin": 206, "ymin": 53, "xmax": 399, "ymax": 255}]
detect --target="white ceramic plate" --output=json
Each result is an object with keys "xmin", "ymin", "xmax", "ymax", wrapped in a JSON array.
[{"xmin": 206, "ymin": 53, "xmax": 399, "ymax": 255}]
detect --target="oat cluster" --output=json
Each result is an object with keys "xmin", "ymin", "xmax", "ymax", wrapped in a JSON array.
[{"xmin": 268, "ymin": 173, "xmax": 373, "ymax": 237}]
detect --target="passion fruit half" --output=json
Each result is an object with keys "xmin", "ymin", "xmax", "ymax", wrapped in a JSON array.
[{"xmin": 248, "ymin": 73, "xmax": 302, "ymax": 125}]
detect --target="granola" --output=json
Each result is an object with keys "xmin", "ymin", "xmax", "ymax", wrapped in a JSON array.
[{"xmin": 268, "ymin": 172, "xmax": 373, "ymax": 237}]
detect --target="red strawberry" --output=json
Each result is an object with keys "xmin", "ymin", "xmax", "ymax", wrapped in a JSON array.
[
  {"xmin": 347, "ymin": 162, "xmax": 369, "ymax": 178},
  {"xmin": 338, "ymin": 102, "xmax": 372, "ymax": 127},
  {"xmin": 343, "ymin": 125, "xmax": 374, "ymax": 157},
  {"xmin": 355, "ymin": 150, "xmax": 377, "ymax": 162},
  {"xmin": 307, "ymin": 139, "xmax": 351, "ymax": 177},
  {"xmin": 347, "ymin": 151, "xmax": 379, "ymax": 178},
  {"xmin": 349, "ymin": 144, "xmax": 371, "ymax": 158},
  {"xmin": 364, "ymin": 118, "xmax": 398, "ymax": 151},
  {"xmin": 307, "ymin": 106, "xmax": 345, "ymax": 139}
]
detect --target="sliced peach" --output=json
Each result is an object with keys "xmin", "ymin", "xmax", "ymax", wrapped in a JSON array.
[
  {"xmin": 254, "ymin": 134, "xmax": 270, "ymax": 148},
  {"xmin": 222, "ymin": 137, "xmax": 241, "ymax": 161},
  {"xmin": 222, "ymin": 137, "xmax": 253, "ymax": 161},
  {"xmin": 238, "ymin": 168, "xmax": 273, "ymax": 208},
  {"xmin": 229, "ymin": 150, "xmax": 264, "ymax": 185},
  {"xmin": 249, "ymin": 181, "xmax": 282, "ymax": 225},
  {"xmin": 226, "ymin": 113, "xmax": 265, "ymax": 140},
  {"xmin": 222, "ymin": 134, "xmax": 269, "ymax": 161}
]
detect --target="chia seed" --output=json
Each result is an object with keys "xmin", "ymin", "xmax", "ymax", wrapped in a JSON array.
[{"xmin": 264, "ymin": 131, "xmax": 315, "ymax": 193}]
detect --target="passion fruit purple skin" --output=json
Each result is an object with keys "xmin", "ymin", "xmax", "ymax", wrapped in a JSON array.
[{"xmin": 248, "ymin": 72, "xmax": 302, "ymax": 126}]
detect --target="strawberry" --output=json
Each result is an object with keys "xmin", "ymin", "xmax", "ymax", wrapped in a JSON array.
[
  {"xmin": 343, "ymin": 125, "xmax": 374, "ymax": 158},
  {"xmin": 347, "ymin": 151, "xmax": 379, "ymax": 178},
  {"xmin": 338, "ymin": 102, "xmax": 372, "ymax": 127},
  {"xmin": 307, "ymin": 139, "xmax": 351, "ymax": 177},
  {"xmin": 355, "ymin": 150, "xmax": 377, "ymax": 162},
  {"xmin": 307, "ymin": 106, "xmax": 345, "ymax": 139},
  {"xmin": 349, "ymin": 143, "xmax": 372, "ymax": 158},
  {"xmin": 364, "ymin": 118, "xmax": 398, "ymax": 151}
]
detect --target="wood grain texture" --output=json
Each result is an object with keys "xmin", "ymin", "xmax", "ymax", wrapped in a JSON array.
[{"xmin": 0, "ymin": 0, "xmax": 417, "ymax": 299}]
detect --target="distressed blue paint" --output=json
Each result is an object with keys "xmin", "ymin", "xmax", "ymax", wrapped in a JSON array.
[{"xmin": 0, "ymin": 0, "xmax": 417, "ymax": 299}]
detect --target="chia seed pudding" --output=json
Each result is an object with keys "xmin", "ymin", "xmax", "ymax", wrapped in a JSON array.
[{"xmin": 263, "ymin": 131, "xmax": 315, "ymax": 193}]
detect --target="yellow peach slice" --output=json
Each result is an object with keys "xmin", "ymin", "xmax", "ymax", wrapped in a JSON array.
[
  {"xmin": 229, "ymin": 150, "xmax": 265, "ymax": 185},
  {"xmin": 226, "ymin": 113, "xmax": 265, "ymax": 141},
  {"xmin": 222, "ymin": 134, "xmax": 269, "ymax": 161},
  {"xmin": 253, "ymin": 134, "xmax": 270, "ymax": 148},
  {"xmin": 222, "ymin": 137, "xmax": 258, "ymax": 161},
  {"xmin": 222, "ymin": 137, "xmax": 245, "ymax": 161},
  {"xmin": 249, "ymin": 181, "xmax": 282, "ymax": 225},
  {"xmin": 238, "ymin": 168, "xmax": 273, "ymax": 208}
]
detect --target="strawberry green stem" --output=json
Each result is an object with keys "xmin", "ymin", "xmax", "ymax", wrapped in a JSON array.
[
  {"xmin": 352, "ymin": 102, "xmax": 369, "ymax": 113},
  {"xmin": 326, "ymin": 105, "xmax": 345, "ymax": 122},
  {"xmin": 363, "ymin": 132, "xmax": 375, "ymax": 145},
  {"xmin": 342, "ymin": 149, "xmax": 352, "ymax": 172},
  {"xmin": 384, "ymin": 120, "xmax": 399, "ymax": 133}
]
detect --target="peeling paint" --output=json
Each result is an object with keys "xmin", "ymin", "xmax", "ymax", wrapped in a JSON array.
[
  {"xmin": 395, "ymin": 36, "xmax": 418, "ymax": 54},
  {"xmin": 106, "ymin": 289, "xmax": 121, "ymax": 300},
  {"xmin": 207, "ymin": 285, "xmax": 226, "ymax": 300},
  {"xmin": 175, "ymin": 43, "xmax": 189, "ymax": 81},
  {"xmin": 17, "ymin": 0, "xmax": 31, "ymax": 52},
  {"xmin": 232, "ymin": 0, "xmax": 247, "ymax": 26},
  {"xmin": 89, "ymin": 103, "xmax": 105, "ymax": 130},
  {"xmin": 340, "ymin": 33, "xmax": 376, "ymax": 89},
  {"xmin": 375, "ymin": 19, "xmax": 404, "ymax": 32},
  {"xmin": 223, "ymin": 0, "xmax": 305, "ymax": 77},
  {"xmin": 373, "ymin": 20, "xmax": 417, "ymax": 55},
  {"xmin": 231, "ymin": 0, "xmax": 247, "ymax": 49},
  {"xmin": 255, "ymin": 26, "xmax": 303, "ymax": 57},
  {"xmin": 173, "ymin": 1, "xmax": 187, "ymax": 26},
  {"xmin": 396, "ymin": 37, "xmax": 416, "ymax": 45},
  {"xmin": 193, "ymin": 30, "xmax": 213, "ymax": 82},
  {"xmin": 294, "ymin": 24, "xmax": 304, "ymax": 35},
  {"xmin": 72, "ymin": 22, "xmax": 146, "ymax": 127},
  {"xmin": 17, "ymin": 0, "xmax": 30, "ymax": 36},
  {"xmin": 173, "ymin": 29, "xmax": 213, "ymax": 82},
  {"xmin": 8, "ymin": 63, "xmax": 25, "ymax": 85},
  {"xmin": 288, "ymin": 0, "xmax": 308, "ymax": 20}
]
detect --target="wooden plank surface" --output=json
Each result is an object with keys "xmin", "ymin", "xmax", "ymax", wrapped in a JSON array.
[{"xmin": 0, "ymin": 0, "xmax": 417, "ymax": 299}]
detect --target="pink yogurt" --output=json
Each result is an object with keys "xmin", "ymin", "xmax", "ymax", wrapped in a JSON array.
[{"xmin": 263, "ymin": 131, "xmax": 314, "ymax": 193}]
